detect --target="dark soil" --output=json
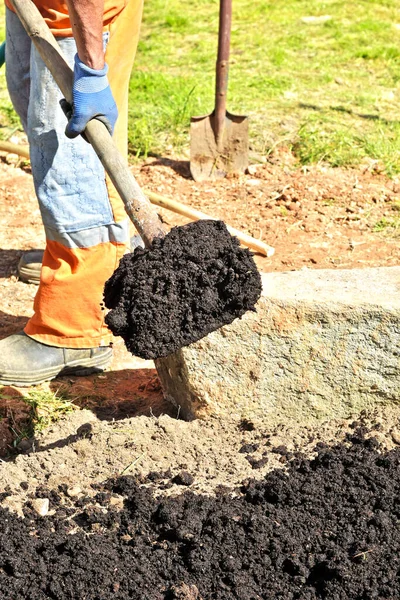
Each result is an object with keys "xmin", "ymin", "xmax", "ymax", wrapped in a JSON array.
[
  {"xmin": 1, "ymin": 427, "xmax": 400, "ymax": 599},
  {"xmin": 104, "ymin": 220, "xmax": 261, "ymax": 359}
]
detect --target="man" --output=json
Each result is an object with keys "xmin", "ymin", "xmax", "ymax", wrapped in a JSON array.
[{"xmin": 0, "ymin": 0, "xmax": 143, "ymax": 385}]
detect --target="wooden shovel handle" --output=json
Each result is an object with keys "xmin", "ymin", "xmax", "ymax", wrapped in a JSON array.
[
  {"xmin": 0, "ymin": 141, "xmax": 30, "ymax": 159},
  {"xmin": 214, "ymin": 0, "xmax": 232, "ymax": 144},
  {"xmin": 10, "ymin": 0, "xmax": 165, "ymax": 248},
  {"xmin": 146, "ymin": 190, "xmax": 275, "ymax": 258}
]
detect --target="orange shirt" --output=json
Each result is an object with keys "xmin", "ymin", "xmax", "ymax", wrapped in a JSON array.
[{"xmin": 5, "ymin": 0, "xmax": 127, "ymax": 37}]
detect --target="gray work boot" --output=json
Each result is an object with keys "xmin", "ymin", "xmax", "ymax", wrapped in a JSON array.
[
  {"xmin": 17, "ymin": 250, "xmax": 44, "ymax": 285},
  {"xmin": 17, "ymin": 236, "xmax": 144, "ymax": 285},
  {"xmin": 0, "ymin": 332, "xmax": 113, "ymax": 386}
]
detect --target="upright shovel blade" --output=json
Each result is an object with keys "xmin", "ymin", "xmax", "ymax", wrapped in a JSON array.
[{"xmin": 190, "ymin": 110, "xmax": 248, "ymax": 182}]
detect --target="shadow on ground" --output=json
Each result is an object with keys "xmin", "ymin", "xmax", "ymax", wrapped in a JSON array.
[
  {"xmin": 0, "ymin": 385, "xmax": 31, "ymax": 455},
  {"xmin": 0, "ymin": 311, "xmax": 29, "ymax": 340},
  {"xmin": 0, "ymin": 248, "xmax": 24, "ymax": 278},
  {"xmin": 299, "ymin": 102, "xmax": 400, "ymax": 124},
  {"xmin": 51, "ymin": 368, "xmax": 172, "ymax": 422},
  {"xmin": 1, "ymin": 365, "xmax": 173, "ymax": 459},
  {"xmin": 141, "ymin": 156, "xmax": 191, "ymax": 179}
]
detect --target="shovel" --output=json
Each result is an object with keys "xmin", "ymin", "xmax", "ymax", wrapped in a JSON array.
[
  {"xmin": 190, "ymin": 0, "xmax": 248, "ymax": 181},
  {"xmin": 10, "ymin": 0, "xmax": 261, "ymax": 363}
]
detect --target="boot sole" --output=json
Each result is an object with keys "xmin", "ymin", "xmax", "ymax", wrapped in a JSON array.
[
  {"xmin": 0, "ymin": 349, "xmax": 113, "ymax": 387},
  {"xmin": 17, "ymin": 264, "xmax": 41, "ymax": 285}
]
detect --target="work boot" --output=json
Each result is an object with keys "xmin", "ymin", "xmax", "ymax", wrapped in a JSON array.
[
  {"xmin": 0, "ymin": 332, "xmax": 113, "ymax": 386},
  {"xmin": 17, "ymin": 236, "xmax": 144, "ymax": 285},
  {"xmin": 17, "ymin": 250, "xmax": 44, "ymax": 284}
]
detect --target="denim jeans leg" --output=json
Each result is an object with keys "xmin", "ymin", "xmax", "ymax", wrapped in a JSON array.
[
  {"xmin": 6, "ymin": 11, "xmax": 127, "ymax": 246},
  {"xmin": 27, "ymin": 36, "xmax": 116, "ymax": 243},
  {"xmin": 5, "ymin": 8, "xmax": 31, "ymax": 133}
]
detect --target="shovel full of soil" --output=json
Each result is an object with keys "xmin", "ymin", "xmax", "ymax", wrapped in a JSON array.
[
  {"xmin": 10, "ymin": 0, "xmax": 262, "ymax": 361},
  {"xmin": 104, "ymin": 219, "xmax": 261, "ymax": 359}
]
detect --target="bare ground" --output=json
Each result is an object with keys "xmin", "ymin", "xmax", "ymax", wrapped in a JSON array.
[{"xmin": 0, "ymin": 149, "xmax": 399, "ymax": 504}]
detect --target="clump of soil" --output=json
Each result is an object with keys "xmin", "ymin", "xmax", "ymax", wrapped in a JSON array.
[
  {"xmin": 104, "ymin": 220, "xmax": 261, "ymax": 359},
  {"xmin": 1, "ymin": 428, "xmax": 400, "ymax": 599}
]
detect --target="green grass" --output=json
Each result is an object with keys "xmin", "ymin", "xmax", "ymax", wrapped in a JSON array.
[
  {"xmin": 0, "ymin": 386, "xmax": 76, "ymax": 448},
  {"xmin": 373, "ymin": 199, "xmax": 400, "ymax": 235},
  {"xmin": 22, "ymin": 388, "xmax": 76, "ymax": 435},
  {"xmin": 129, "ymin": 0, "xmax": 400, "ymax": 170},
  {"xmin": 1, "ymin": 1, "xmax": 400, "ymax": 171},
  {"xmin": 373, "ymin": 216, "xmax": 400, "ymax": 235}
]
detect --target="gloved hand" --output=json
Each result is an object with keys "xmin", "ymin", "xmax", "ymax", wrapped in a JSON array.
[{"xmin": 64, "ymin": 53, "xmax": 118, "ymax": 139}]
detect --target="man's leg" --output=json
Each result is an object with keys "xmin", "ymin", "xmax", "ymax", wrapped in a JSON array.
[
  {"xmin": 0, "ymin": 1, "xmax": 143, "ymax": 385},
  {"xmin": 23, "ymin": 32, "xmax": 129, "ymax": 349},
  {"xmin": 16, "ymin": 0, "xmax": 145, "ymax": 285}
]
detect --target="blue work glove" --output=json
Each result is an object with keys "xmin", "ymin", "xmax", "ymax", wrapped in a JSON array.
[{"xmin": 64, "ymin": 53, "xmax": 118, "ymax": 139}]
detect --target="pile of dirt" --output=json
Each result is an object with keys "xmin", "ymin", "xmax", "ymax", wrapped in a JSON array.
[
  {"xmin": 1, "ymin": 427, "xmax": 400, "ymax": 599},
  {"xmin": 104, "ymin": 220, "xmax": 261, "ymax": 359}
]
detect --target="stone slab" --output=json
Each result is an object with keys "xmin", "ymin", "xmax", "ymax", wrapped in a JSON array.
[{"xmin": 156, "ymin": 267, "xmax": 400, "ymax": 422}]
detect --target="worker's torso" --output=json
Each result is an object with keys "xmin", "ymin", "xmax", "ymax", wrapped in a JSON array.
[{"xmin": 5, "ymin": 0, "xmax": 128, "ymax": 36}]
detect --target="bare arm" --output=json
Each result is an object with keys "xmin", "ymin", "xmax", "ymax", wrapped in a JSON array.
[{"xmin": 65, "ymin": 0, "xmax": 105, "ymax": 69}]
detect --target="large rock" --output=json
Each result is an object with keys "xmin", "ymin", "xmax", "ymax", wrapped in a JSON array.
[{"xmin": 156, "ymin": 267, "xmax": 400, "ymax": 422}]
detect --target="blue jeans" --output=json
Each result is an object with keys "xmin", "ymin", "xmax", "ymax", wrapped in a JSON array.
[{"xmin": 5, "ymin": 7, "xmax": 129, "ymax": 248}]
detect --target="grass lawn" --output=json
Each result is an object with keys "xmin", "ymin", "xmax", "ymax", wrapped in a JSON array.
[{"xmin": 1, "ymin": 1, "xmax": 400, "ymax": 172}]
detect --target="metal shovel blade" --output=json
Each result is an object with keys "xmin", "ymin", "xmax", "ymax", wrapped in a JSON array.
[{"xmin": 190, "ymin": 110, "xmax": 248, "ymax": 181}]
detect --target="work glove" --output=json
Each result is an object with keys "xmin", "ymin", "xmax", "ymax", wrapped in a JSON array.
[{"xmin": 64, "ymin": 53, "xmax": 118, "ymax": 139}]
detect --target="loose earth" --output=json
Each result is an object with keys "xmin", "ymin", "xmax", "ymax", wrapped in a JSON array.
[
  {"xmin": 104, "ymin": 220, "xmax": 262, "ymax": 359},
  {"xmin": 1, "ymin": 427, "xmax": 400, "ymax": 599}
]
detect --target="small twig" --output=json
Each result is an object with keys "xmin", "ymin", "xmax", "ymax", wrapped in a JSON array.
[
  {"xmin": 317, "ymin": 153, "xmax": 329, "ymax": 167},
  {"xmin": 120, "ymin": 453, "xmax": 146, "ymax": 475},
  {"xmin": 286, "ymin": 219, "xmax": 303, "ymax": 234},
  {"xmin": 352, "ymin": 548, "xmax": 374, "ymax": 560},
  {"xmin": 210, "ymin": 156, "xmax": 219, "ymax": 176},
  {"xmin": 4, "ymin": 127, "xmax": 20, "ymax": 142},
  {"xmin": 265, "ymin": 136, "xmax": 293, "ymax": 158},
  {"xmin": 270, "ymin": 185, "xmax": 290, "ymax": 203},
  {"xmin": 348, "ymin": 239, "xmax": 366, "ymax": 251}
]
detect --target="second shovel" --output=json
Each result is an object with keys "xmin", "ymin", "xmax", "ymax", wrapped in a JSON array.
[{"xmin": 190, "ymin": 0, "xmax": 248, "ymax": 182}]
